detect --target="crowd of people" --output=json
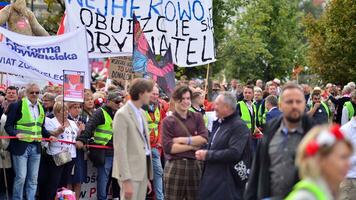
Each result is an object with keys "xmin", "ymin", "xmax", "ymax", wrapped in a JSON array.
[{"xmin": 0, "ymin": 77, "xmax": 355, "ymax": 200}]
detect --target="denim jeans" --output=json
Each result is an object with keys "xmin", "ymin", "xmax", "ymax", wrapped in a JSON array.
[
  {"xmin": 152, "ymin": 148, "xmax": 164, "ymax": 200},
  {"xmin": 97, "ymin": 156, "xmax": 113, "ymax": 200},
  {"xmin": 12, "ymin": 144, "xmax": 41, "ymax": 200}
]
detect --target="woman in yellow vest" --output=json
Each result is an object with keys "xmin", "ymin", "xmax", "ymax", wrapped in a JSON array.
[{"xmin": 286, "ymin": 125, "xmax": 352, "ymax": 200}]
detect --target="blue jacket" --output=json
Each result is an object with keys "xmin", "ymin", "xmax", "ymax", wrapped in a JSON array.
[
  {"xmin": 4, "ymin": 100, "xmax": 50, "ymax": 155},
  {"xmin": 266, "ymin": 107, "xmax": 282, "ymax": 123},
  {"xmin": 199, "ymin": 112, "xmax": 251, "ymax": 200}
]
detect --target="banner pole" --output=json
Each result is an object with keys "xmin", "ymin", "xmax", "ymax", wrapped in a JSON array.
[
  {"xmin": 0, "ymin": 72, "xmax": 3, "ymax": 86},
  {"xmin": 62, "ymin": 71, "xmax": 65, "ymax": 126},
  {"xmin": 204, "ymin": 64, "xmax": 210, "ymax": 98},
  {"xmin": 124, "ymin": 79, "xmax": 128, "ymax": 93}
]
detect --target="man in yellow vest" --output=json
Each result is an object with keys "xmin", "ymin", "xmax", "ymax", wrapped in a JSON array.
[
  {"xmin": 142, "ymin": 86, "xmax": 165, "ymax": 200},
  {"xmin": 237, "ymin": 85, "xmax": 257, "ymax": 134},
  {"xmin": 341, "ymin": 90, "xmax": 356, "ymax": 125},
  {"xmin": 237, "ymin": 85, "xmax": 262, "ymax": 152},
  {"xmin": 76, "ymin": 89, "xmax": 122, "ymax": 200},
  {"xmin": 307, "ymin": 91, "xmax": 331, "ymax": 125},
  {"xmin": 5, "ymin": 83, "xmax": 57, "ymax": 200}
]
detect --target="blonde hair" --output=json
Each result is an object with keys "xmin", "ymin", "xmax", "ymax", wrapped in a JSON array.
[
  {"xmin": 296, "ymin": 125, "xmax": 353, "ymax": 179},
  {"xmin": 84, "ymin": 89, "xmax": 93, "ymax": 98},
  {"xmin": 93, "ymin": 91, "xmax": 106, "ymax": 101},
  {"xmin": 66, "ymin": 102, "xmax": 81, "ymax": 109},
  {"xmin": 53, "ymin": 102, "xmax": 69, "ymax": 115}
]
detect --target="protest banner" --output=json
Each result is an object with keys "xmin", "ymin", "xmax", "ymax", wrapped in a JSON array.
[
  {"xmin": 64, "ymin": 0, "xmax": 215, "ymax": 67},
  {"xmin": 133, "ymin": 15, "xmax": 175, "ymax": 96},
  {"xmin": 109, "ymin": 56, "xmax": 133, "ymax": 83},
  {"xmin": 0, "ymin": 26, "xmax": 90, "ymax": 88},
  {"xmin": 63, "ymin": 70, "xmax": 85, "ymax": 102},
  {"xmin": 2, "ymin": 73, "xmax": 48, "ymax": 89}
]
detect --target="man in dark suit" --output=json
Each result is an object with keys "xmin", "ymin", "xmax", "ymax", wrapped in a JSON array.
[
  {"xmin": 245, "ymin": 83, "xmax": 314, "ymax": 200},
  {"xmin": 5, "ymin": 83, "xmax": 56, "ymax": 200},
  {"xmin": 196, "ymin": 92, "xmax": 251, "ymax": 200},
  {"xmin": 265, "ymin": 95, "xmax": 282, "ymax": 123}
]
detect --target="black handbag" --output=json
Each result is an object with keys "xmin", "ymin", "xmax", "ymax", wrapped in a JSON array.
[
  {"xmin": 87, "ymin": 140, "xmax": 106, "ymax": 167},
  {"xmin": 231, "ymin": 138, "xmax": 252, "ymax": 188}
]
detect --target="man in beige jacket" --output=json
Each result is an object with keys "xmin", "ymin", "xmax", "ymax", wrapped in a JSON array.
[{"xmin": 112, "ymin": 78, "xmax": 154, "ymax": 200}]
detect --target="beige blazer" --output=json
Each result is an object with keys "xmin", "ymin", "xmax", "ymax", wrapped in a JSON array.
[{"xmin": 112, "ymin": 103, "xmax": 153, "ymax": 182}]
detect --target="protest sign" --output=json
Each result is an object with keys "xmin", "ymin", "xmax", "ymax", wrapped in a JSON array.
[
  {"xmin": 63, "ymin": 70, "xmax": 85, "ymax": 102},
  {"xmin": 0, "ymin": 26, "xmax": 90, "ymax": 88},
  {"xmin": 109, "ymin": 56, "xmax": 133, "ymax": 83},
  {"xmin": 64, "ymin": 0, "xmax": 215, "ymax": 67}
]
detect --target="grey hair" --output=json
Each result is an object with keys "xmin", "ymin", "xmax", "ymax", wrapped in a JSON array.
[
  {"xmin": 219, "ymin": 92, "xmax": 237, "ymax": 110},
  {"xmin": 42, "ymin": 92, "xmax": 57, "ymax": 101},
  {"xmin": 254, "ymin": 86, "xmax": 262, "ymax": 93},
  {"xmin": 265, "ymin": 95, "xmax": 278, "ymax": 107},
  {"xmin": 25, "ymin": 83, "xmax": 40, "ymax": 94},
  {"xmin": 342, "ymin": 85, "xmax": 352, "ymax": 95},
  {"xmin": 351, "ymin": 90, "xmax": 356, "ymax": 99},
  {"xmin": 348, "ymin": 82, "xmax": 355, "ymax": 89}
]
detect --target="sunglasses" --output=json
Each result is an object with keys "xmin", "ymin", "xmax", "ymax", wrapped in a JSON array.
[{"xmin": 30, "ymin": 91, "xmax": 40, "ymax": 95}]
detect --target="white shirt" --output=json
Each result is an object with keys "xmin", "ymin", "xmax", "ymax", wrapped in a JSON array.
[
  {"xmin": 246, "ymin": 101, "xmax": 254, "ymax": 116},
  {"xmin": 27, "ymin": 98, "xmax": 39, "ymax": 120},
  {"xmin": 341, "ymin": 106, "xmax": 350, "ymax": 126},
  {"xmin": 341, "ymin": 117, "xmax": 356, "ymax": 178},
  {"xmin": 128, "ymin": 101, "xmax": 151, "ymax": 155},
  {"xmin": 44, "ymin": 117, "xmax": 79, "ymax": 158},
  {"xmin": 269, "ymin": 107, "xmax": 278, "ymax": 112},
  {"xmin": 128, "ymin": 101, "xmax": 144, "ymax": 133}
]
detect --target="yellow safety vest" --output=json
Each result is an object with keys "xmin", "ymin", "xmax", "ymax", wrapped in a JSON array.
[
  {"xmin": 93, "ymin": 108, "xmax": 113, "ymax": 145},
  {"xmin": 237, "ymin": 101, "xmax": 256, "ymax": 132},
  {"xmin": 344, "ymin": 101, "xmax": 355, "ymax": 121},
  {"xmin": 145, "ymin": 107, "xmax": 160, "ymax": 137},
  {"xmin": 15, "ymin": 98, "xmax": 45, "ymax": 142},
  {"xmin": 286, "ymin": 180, "xmax": 327, "ymax": 200}
]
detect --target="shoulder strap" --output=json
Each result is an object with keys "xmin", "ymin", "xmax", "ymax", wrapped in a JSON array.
[{"xmin": 172, "ymin": 114, "xmax": 192, "ymax": 137}]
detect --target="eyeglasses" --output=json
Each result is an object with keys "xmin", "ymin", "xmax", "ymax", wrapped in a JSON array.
[{"xmin": 30, "ymin": 91, "xmax": 40, "ymax": 95}]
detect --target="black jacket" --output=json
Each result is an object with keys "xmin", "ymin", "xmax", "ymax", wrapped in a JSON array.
[
  {"xmin": 199, "ymin": 112, "xmax": 251, "ymax": 200},
  {"xmin": 329, "ymin": 95, "xmax": 350, "ymax": 124},
  {"xmin": 77, "ymin": 105, "xmax": 115, "ymax": 156},
  {"xmin": 4, "ymin": 100, "xmax": 51, "ymax": 155},
  {"xmin": 244, "ymin": 114, "xmax": 314, "ymax": 200}
]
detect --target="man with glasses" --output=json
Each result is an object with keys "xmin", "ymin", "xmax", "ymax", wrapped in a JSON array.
[
  {"xmin": 76, "ymin": 89, "xmax": 123, "ymax": 200},
  {"xmin": 5, "ymin": 83, "xmax": 56, "ymax": 200}
]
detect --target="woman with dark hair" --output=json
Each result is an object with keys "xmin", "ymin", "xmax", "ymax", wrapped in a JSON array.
[{"xmin": 162, "ymin": 85, "xmax": 209, "ymax": 200}]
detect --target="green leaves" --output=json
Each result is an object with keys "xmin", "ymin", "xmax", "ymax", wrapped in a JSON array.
[
  {"xmin": 216, "ymin": 0, "xmax": 306, "ymax": 82},
  {"xmin": 304, "ymin": 0, "xmax": 356, "ymax": 85}
]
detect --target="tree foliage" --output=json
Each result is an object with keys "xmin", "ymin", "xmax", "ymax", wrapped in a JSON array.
[
  {"xmin": 217, "ymin": 0, "xmax": 307, "ymax": 82},
  {"xmin": 38, "ymin": 0, "xmax": 65, "ymax": 35},
  {"xmin": 304, "ymin": 0, "xmax": 356, "ymax": 85}
]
